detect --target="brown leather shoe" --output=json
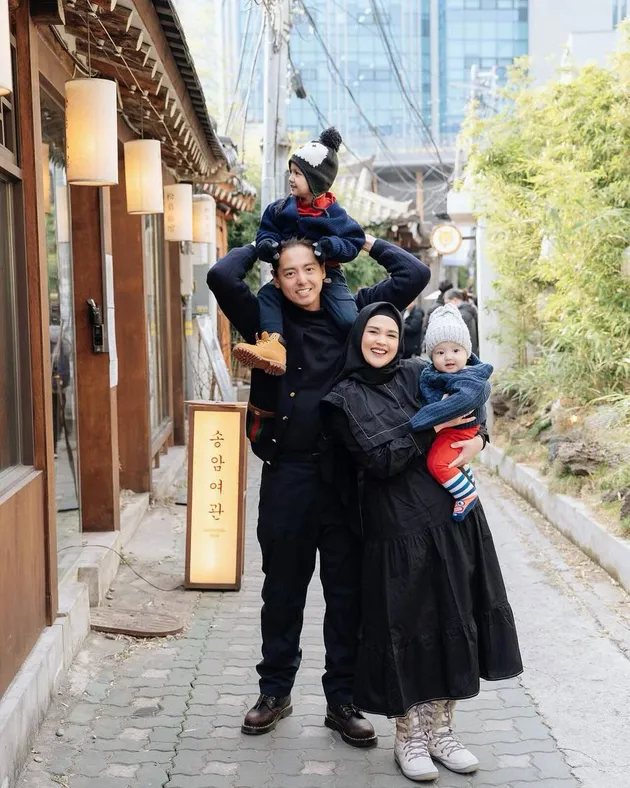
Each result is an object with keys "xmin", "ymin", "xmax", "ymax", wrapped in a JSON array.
[
  {"xmin": 241, "ymin": 694, "xmax": 292, "ymax": 735},
  {"xmin": 325, "ymin": 703, "xmax": 378, "ymax": 748},
  {"xmin": 233, "ymin": 332, "xmax": 287, "ymax": 376}
]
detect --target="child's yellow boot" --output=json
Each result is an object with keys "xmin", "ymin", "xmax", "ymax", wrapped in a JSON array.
[{"xmin": 233, "ymin": 332, "xmax": 287, "ymax": 376}]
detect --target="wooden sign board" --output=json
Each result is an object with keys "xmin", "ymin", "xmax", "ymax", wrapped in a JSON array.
[{"xmin": 185, "ymin": 402, "xmax": 247, "ymax": 590}]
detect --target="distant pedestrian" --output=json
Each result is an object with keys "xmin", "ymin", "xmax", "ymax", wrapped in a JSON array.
[
  {"xmin": 233, "ymin": 127, "xmax": 365, "ymax": 376},
  {"xmin": 402, "ymin": 300, "xmax": 424, "ymax": 358},
  {"xmin": 323, "ymin": 302, "xmax": 522, "ymax": 782},
  {"xmin": 443, "ymin": 288, "xmax": 479, "ymax": 356},
  {"xmin": 421, "ymin": 279, "xmax": 452, "ymax": 349}
]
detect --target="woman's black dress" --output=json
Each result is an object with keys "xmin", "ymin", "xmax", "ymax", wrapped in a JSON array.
[{"xmin": 323, "ymin": 358, "xmax": 523, "ymax": 718}]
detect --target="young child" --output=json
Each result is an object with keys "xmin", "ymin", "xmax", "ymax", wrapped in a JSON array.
[
  {"xmin": 408, "ymin": 304, "xmax": 493, "ymax": 521},
  {"xmin": 233, "ymin": 127, "xmax": 365, "ymax": 375}
]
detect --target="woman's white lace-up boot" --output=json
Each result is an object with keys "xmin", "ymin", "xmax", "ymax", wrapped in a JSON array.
[
  {"xmin": 427, "ymin": 700, "xmax": 479, "ymax": 774},
  {"xmin": 394, "ymin": 703, "xmax": 439, "ymax": 782}
]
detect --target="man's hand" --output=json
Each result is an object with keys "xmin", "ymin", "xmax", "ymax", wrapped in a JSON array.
[
  {"xmin": 447, "ymin": 434, "xmax": 484, "ymax": 469},
  {"xmin": 362, "ymin": 233, "xmax": 376, "ymax": 253},
  {"xmin": 257, "ymin": 239, "xmax": 280, "ymax": 263}
]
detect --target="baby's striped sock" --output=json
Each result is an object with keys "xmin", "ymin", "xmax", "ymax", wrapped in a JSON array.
[{"xmin": 443, "ymin": 469, "xmax": 479, "ymax": 521}]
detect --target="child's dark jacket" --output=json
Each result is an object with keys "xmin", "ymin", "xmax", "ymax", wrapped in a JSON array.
[
  {"xmin": 409, "ymin": 355, "xmax": 493, "ymax": 432},
  {"xmin": 256, "ymin": 195, "xmax": 365, "ymax": 263}
]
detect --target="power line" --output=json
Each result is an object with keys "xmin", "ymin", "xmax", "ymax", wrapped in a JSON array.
[
  {"xmin": 295, "ymin": 0, "xmax": 422, "ymax": 190},
  {"xmin": 368, "ymin": 0, "xmax": 446, "ymax": 177},
  {"xmin": 238, "ymin": 10, "xmax": 266, "ymax": 160},
  {"xmin": 224, "ymin": 4, "xmax": 253, "ymax": 135}
]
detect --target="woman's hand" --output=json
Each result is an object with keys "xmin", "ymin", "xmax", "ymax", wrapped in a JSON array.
[
  {"xmin": 447, "ymin": 434, "xmax": 484, "ymax": 469},
  {"xmin": 434, "ymin": 412, "xmax": 476, "ymax": 432},
  {"xmin": 362, "ymin": 233, "xmax": 376, "ymax": 253}
]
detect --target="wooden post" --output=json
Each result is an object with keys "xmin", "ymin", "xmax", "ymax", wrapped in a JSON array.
[
  {"xmin": 168, "ymin": 241, "xmax": 186, "ymax": 445},
  {"xmin": 14, "ymin": 0, "xmax": 58, "ymax": 621},
  {"xmin": 109, "ymin": 153, "xmax": 152, "ymax": 492},
  {"xmin": 70, "ymin": 186, "xmax": 120, "ymax": 531}
]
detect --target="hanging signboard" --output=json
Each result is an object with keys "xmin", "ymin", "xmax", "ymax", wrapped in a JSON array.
[{"xmin": 185, "ymin": 402, "xmax": 247, "ymax": 590}]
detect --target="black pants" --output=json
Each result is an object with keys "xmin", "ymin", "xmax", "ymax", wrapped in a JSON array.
[{"xmin": 256, "ymin": 459, "xmax": 362, "ymax": 706}]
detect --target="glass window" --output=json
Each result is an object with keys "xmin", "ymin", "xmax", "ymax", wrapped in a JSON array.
[
  {"xmin": 0, "ymin": 178, "xmax": 21, "ymax": 473},
  {"xmin": 144, "ymin": 215, "xmax": 170, "ymax": 436},
  {"xmin": 41, "ymin": 88, "xmax": 81, "ymax": 576}
]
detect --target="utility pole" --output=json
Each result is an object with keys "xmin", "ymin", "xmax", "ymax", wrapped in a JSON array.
[{"xmin": 260, "ymin": 0, "xmax": 292, "ymax": 286}]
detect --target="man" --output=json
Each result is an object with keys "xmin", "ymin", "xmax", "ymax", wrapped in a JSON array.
[
  {"xmin": 444, "ymin": 288, "xmax": 479, "ymax": 356},
  {"xmin": 209, "ymin": 233, "xmax": 430, "ymax": 746},
  {"xmin": 402, "ymin": 300, "xmax": 425, "ymax": 358}
]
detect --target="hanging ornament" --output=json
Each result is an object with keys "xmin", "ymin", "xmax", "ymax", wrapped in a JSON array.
[
  {"xmin": 65, "ymin": 78, "xmax": 118, "ymax": 185},
  {"xmin": 124, "ymin": 139, "xmax": 164, "ymax": 214},
  {"xmin": 164, "ymin": 183, "xmax": 193, "ymax": 242},
  {"xmin": 192, "ymin": 194, "xmax": 216, "ymax": 244}
]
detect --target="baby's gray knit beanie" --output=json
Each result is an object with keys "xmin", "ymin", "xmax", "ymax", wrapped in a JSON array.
[{"xmin": 425, "ymin": 303, "xmax": 472, "ymax": 358}]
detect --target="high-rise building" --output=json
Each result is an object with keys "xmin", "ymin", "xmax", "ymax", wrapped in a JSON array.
[{"xmin": 235, "ymin": 0, "xmax": 529, "ymax": 157}]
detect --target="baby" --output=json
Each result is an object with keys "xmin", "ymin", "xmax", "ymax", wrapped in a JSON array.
[
  {"xmin": 233, "ymin": 127, "xmax": 365, "ymax": 375},
  {"xmin": 409, "ymin": 304, "xmax": 493, "ymax": 521}
]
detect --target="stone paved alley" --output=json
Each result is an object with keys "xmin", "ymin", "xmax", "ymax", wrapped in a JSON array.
[{"xmin": 17, "ymin": 455, "xmax": 630, "ymax": 788}]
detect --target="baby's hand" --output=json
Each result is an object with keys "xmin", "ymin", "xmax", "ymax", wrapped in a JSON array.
[
  {"xmin": 257, "ymin": 239, "xmax": 280, "ymax": 263},
  {"xmin": 313, "ymin": 238, "xmax": 333, "ymax": 264}
]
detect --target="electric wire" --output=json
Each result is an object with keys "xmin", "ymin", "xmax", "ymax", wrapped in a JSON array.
[
  {"xmin": 224, "ymin": 3, "xmax": 254, "ymax": 135},
  {"xmin": 295, "ymin": 0, "xmax": 421, "ymax": 190},
  {"xmin": 238, "ymin": 9, "xmax": 266, "ymax": 160},
  {"xmin": 369, "ymin": 0, "xmax": 446, "ymax": 177},
  {"xmin": 57, "ymin": 545, "xmax": 183, "ymax": 592}
]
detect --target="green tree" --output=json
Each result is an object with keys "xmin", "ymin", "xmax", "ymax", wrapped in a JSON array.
[{"xmin": 461, "ymin": 35, "xmax": 630, "ymax": 406}]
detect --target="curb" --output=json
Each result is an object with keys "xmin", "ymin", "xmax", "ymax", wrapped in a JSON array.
[{"xmin": 481, "ymin": 444, "xmax": 630, "ymax": 594}]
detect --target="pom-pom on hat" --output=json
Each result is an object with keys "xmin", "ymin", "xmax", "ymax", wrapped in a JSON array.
[
  {"xmin": 289, "ymin": 127, "xmax": 342, "ymax": 197},
  {"xmin": 424, "ymin": 303, "xmax": 472, "ymax": 358}
]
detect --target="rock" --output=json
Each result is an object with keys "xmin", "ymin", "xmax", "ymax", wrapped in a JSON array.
[
  {"xmin": 33, "ymin": 756, "xmax": 43, "ymax": 763},
  {"xmin": 621, "ymin": 492, "xmax": 630, "ymax": 521},
  {"xmin": 55, "ymin": 727, "xmax": 64, "ymax": 737},
  {"xmin": 549, "ymin": 437, "xmax": 611, "ymax": 476}
]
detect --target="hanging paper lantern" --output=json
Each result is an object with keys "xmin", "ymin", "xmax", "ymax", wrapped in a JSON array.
[
  {"xmin": 65, "ymin": 78, "xmax": 118, "ymax": 186},
  {"xmin": 124, "ymin": 139, "xmax": 164, "ymax": 215},
  {"xmin": 164, "ymin": 183, "xmax": 193, "ymax": 242},
  {"xmin": 0, "ymin": 0, "xmax": 12, "ymax": 96},
  {"xmin": 42, "ymin": 144, "xmax": 52, "ymax": 214},
  {"xmin": 192, "ymin": 194, "xmax": 216, "ymax": 244}
]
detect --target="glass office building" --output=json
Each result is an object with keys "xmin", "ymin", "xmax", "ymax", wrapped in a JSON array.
[{"xmin": 237, "ymin": 0, "xmax": 528, "ymax": 155}]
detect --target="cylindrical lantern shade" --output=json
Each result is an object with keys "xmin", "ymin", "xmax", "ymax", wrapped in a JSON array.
[
  {"xmin": 66, "ymin": 78, "xmax": 118, "ymax": 186},
  {"xmin": 164, "ymin": 183, "xmax": 193, "ymax": 242},
  {"xmin": 192, "ymin": 194, "xmax": 216, "ymax": 244},
  {"xmin": 0, "ymin": 0, "xmax": 12, "ymax": 96},
  {"xmin": 124, "ymin": 139, "xmax": 164, "ymax": 214},
  {"xmin": 42, "ymin": 144, "xmax": 51, "ymax": 214}
]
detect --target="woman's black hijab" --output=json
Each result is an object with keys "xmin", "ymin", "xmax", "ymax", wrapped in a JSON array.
[{"xmin": 336, "ymin": 302, "xmax": 404, "ymax": 386}]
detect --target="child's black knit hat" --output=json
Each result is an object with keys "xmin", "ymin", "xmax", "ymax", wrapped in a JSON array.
[{"xmin": 289, "ymin": 127, "xmax": 342, "ymax": 197}]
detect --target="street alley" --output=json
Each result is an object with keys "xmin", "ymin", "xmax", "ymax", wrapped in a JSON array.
[{"xmin": 17, "ymin": 456, "xmax": 630, "ymax": 788}]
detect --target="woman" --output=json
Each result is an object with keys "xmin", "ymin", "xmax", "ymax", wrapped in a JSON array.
[{"xmin": 322, "ymin": 303, "xmax": 522, "ymax": 782}]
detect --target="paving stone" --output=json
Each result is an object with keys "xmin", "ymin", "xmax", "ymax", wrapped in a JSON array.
[
  {"xmin": 73, "ymin": 752, "xmax": 110, "ymax": 777},
  {"xmin": 530, "ymin": 751, "xmax": 575, "ymax": 780}
]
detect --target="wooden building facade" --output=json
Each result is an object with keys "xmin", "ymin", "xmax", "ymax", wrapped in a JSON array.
[{"xmin": 0, "ymin": 0, "xmax": 254, "ymax": 712}]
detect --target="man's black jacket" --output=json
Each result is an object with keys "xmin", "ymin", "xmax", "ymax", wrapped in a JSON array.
[{"xmin": 207, "ymin": 240, "xmax": 430, "ymax": 465}]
